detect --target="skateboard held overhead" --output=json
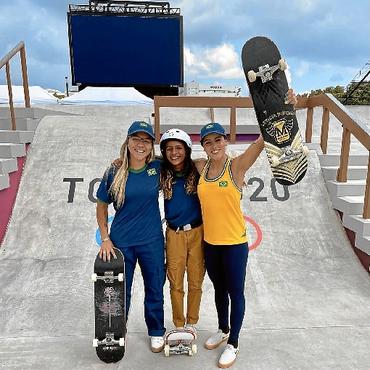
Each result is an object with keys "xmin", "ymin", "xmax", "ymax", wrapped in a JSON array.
[
  {"xmin": 164, "ymin": 329, "xmax": 197, "ymax": 357},
  {"xmin": 242, "ymin": 36, "xmax": 308, "ymax": 186},
  {"xmin": 92, "ymin": 248, "xmax": 126, "ymax": 363}
]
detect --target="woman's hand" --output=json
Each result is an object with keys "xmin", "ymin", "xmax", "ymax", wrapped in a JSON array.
[
  {"xmin": 285, "ymin": 88, "xmax": 298, "ymax": 106},
  {"xmin": 99, "ymin": 239, "xmax": 117, "ymax": 262}
]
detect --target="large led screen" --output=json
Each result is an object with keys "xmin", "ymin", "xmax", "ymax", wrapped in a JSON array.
[{"xmin": 68, "ymin": 14, "xmax": 183, "ymax": 86}]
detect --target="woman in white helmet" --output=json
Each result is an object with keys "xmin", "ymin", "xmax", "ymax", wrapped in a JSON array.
[{"xmin": 159, "ymin": 128, "xmax": 205, "ymax": 337}]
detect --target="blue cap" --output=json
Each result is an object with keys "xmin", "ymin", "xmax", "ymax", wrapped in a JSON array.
[
  {"xmin": 127, "ymin": 121, "xmax": 155, "ymax": 140},
  {"xmin": 200, "ymin": 122, "xmax": 226, "ymax": 142}
]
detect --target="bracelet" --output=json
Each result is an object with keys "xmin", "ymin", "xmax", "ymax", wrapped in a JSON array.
[{"xmin": 101, "ymin": 236, "xmax": 110, "ymax": 243}]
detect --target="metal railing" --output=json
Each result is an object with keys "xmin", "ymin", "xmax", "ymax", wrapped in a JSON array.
[
  {"xmin": 69, "ymin": 1, "xmax": 180, "ymax": 15},
  {"xmin": 154, "ymin": 93, "xmax": 370, "ymax": 218},
  {"xmin": 0, "ymin": 41, "xmax": 30, "ymax": 130}
]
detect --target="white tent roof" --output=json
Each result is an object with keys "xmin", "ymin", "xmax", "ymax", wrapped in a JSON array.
[
  {"xmin": 60, "ymin": 87, "xmax": 152, "ymax": 105},
  {"xmin": 0, "ymin": 85, "xmax": 58, "ymax": 105}
]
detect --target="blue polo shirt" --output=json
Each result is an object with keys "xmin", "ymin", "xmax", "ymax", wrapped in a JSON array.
[
  {"xmin": 164, "ymin": 174, "xmax": 202, "ymax": 228},
  {"xmin": 96, "ymin": 160, "xmax": 163, "ymax": 247}
]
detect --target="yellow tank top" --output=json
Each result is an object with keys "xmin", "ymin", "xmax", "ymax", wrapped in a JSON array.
[{"xmin": 197, "ymin": 157, "xmax": 247, "ymax": 245}]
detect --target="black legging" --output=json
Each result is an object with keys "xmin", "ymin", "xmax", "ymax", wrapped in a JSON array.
[{"xmin": 204, "ymin": 242, "xmax": 249, "ymax": 347}]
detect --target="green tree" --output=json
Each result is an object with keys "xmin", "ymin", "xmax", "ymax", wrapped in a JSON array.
[
  {"xmin": 344, "ymin": 81, "xmax": 370, "ymax": 105},
  {"xmin": 307, "ymin": 83, "xmax": 370, "ymax": 105}
]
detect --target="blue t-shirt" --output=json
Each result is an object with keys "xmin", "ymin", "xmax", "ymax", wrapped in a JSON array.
[
  {"xmin": 164, "ymin": 174, "xmax": 202, "ymax": 228},
  {"xmin": 96, "ymin": 160, "xmax": 163, "ymax": 247}
]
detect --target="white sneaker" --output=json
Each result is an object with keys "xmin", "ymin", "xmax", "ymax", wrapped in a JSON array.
[
  {"xmin": 150, "ymin": 336, "xmax": 164, "ymax": 353},
  {"xmin": 204, "ymin": 329, "xmax": 229, "ymax": 350},
  {"xmin": 185, "ymin": 324, "xmax": 198, "ymax": 339},
  {"xmin": 218, "ymin": 344, "xmax": 239, "ymax": 368}
]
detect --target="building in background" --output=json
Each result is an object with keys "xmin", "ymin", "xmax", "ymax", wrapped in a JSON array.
[{"xmin": 179, "ymin": 81, "xmax": 241, "ymax": 97}]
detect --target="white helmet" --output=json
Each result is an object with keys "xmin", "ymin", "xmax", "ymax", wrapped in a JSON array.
[{"xmin": 160, "ymin": 128, "xmax": 192, "ymax": 150}]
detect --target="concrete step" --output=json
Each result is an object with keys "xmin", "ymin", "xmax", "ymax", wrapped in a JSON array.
[
  {"xmin": 0, "ymin": 107, "xmax": 36, "ymax": 119},
  {"xmin": 355, "ymin": 233, "xmax": 370, "ymax": 255},
  {"xmin": 0, "ymin": 158, "xmax": 18, "ymax": 175},
  {"xmin": 0, "ymin": 143, "xmax": 26, "ymax": 158},
  {"xmin": 0, "ymin": 117, "xmax": 39, "ymax": 131},
  {"xmin": 319, "ymin": 154, "xmax": 369, "ymax": 167},
  {"xmin": 0, "ymin": 130, "xmax": 34, "ymax": 144},
  {"xmin": 326, "ymin": 179, "xmax": 366, "ymax": 197},
  {"xmin": 0, "ymin": 107, "xmax": 69, "ymax": 119},
  {"xmin": 321, "ymin": 166, "xmax": 367, "ymax": 181},
  {"xmin": 343, "ymin": 214, "xmax": 370, "ymax": 236},
  {"xmin": 332, "ymin": 195, "xmax": 364, "ymax": 215},
  {"xmin": 0, "ymin": 173, "xmax": 10, "ymax": 190}
]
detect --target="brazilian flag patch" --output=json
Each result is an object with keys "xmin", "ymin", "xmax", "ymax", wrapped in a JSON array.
[
  {"xmin": 219, "ymin": 181, "xmax": 228, "ymax": 187},
  {"xmin": 147, "ymin": 168, "xmax": 157, "ymax": 176}
]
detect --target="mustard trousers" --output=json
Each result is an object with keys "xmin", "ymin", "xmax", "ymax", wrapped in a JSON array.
[{"xmin": 166, "ymin": 225, "xmax": 205, "ymax": 327}]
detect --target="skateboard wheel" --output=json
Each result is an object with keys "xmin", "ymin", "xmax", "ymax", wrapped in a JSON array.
[
  {"xmin": 278, "ymin": 59, "xmax": 287, "ymax": 71},
  {"xmin": 91, "ymin": 273, "xmax": 97, "ymax": 282},
  {"xmin": 247, "ymin": 70, "xmax": 257, "ymax": 83},
  {"xmin": 192, "ymin": 344, "xmax": 197, "ymax": 354},
  {"xmin": 118, "ymin": 273, "xmax": 124, "ymax": 282},
  {"xmin": 188, "ymin": 349, "xmax": 193, "ymax": 356},
  {"xmin": 119, "ymin": 337, "xmax": 125, "ymax": 346},
  {"xmin": 164, "ymin": 344, "xmax": 170, "ymax": 357},
  {"xmin": 92, "ymin": 339, "xmax": 98, "ymax": 347},
  {"xmin": 302, "ymin": 146, "xmax": 309, "ymax": 155}
]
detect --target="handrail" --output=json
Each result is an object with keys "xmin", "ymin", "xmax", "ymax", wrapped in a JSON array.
[
  {"xmin": 0, "ymin": 41, "xmax": 30, "ymax": 130},
  {"xmin": 302, "ymin": 93, "xmax": 370, "ymax": 219},
  {"xmin": 153, "ymin": 93, "xmax": 370, "ymax": 218},
  {"xmin": 153, "ymin": 96, "xmax": 253, "ymax": 143}
]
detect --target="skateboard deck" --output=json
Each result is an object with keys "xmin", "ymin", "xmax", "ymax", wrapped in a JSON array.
[
  {"xmin": 92, "ymin": 248, "xmax": 126, "ymax": 363},
  {"xmin": 164, "ymin": 329, "xmax": 197, "ymax": 356},
  {"xmin": 242, "ymin": 36, "xmax": 308, "ymax": 186}
]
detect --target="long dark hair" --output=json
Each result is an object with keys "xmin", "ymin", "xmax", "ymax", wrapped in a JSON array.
[{"xmin": 160, "ymin": 141, "xmax": 199, "ymax": 200}]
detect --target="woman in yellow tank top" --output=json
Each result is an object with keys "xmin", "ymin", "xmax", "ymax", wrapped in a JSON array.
[{"xmin": 195, "ymin": 90, "xmax": 297, "ymax": 368}]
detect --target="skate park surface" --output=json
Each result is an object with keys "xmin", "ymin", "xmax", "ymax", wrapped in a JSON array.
[{"xmin": 1, "ymin": 105, "xmax": 370, "ymax": 369}]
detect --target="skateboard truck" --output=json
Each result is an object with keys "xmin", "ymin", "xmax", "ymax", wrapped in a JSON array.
[
  {"xmin": 164, "ymin": 329, "xmax": 197, "ymax": 357},
  {"xmin": 93, "ymin": 332, "xmax": 125, "ymax": 348},
  {"xmin": 91, "ymin": 271, "xmax": 124, "ymax": 283},
  {"xmin": 247, "ymin": 59, "xmax": 287, "ymax": 83},
  {"xmin": 164, "ymin": 342, "xmax": 197, "ymax": 356}
]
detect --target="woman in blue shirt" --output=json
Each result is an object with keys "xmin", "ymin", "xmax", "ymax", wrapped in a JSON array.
[
  {"xmin": 159, "ymin": 129, "xmax": 205, "ymax": 337},
  {"xmin": 96, "ymin": 121, "xmax": 165, "ymax": 353}
]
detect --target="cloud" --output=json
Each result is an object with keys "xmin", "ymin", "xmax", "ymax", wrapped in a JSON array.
[
  {"xmin": 0, "ymin": 1, "xmax": 71, "ymax": 89},
  {"xmin": 185, "ymin": 44, "xmax": 244, "ymax": 81},
  {"xmin": 287, "ymin": 58, "xmax": 358, "ymax": 92},
  {"xmin": 295, "ymin": 61, "xmax": 310, "ymax": 78},
  {"xmin": 174, "ymin": 0, "xmax": 369, "ymax": 68},
  {"xmin": 0, "ymin": 0, "xmax": 368, "ymax": 92}
]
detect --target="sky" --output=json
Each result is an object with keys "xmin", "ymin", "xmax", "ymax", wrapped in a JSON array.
[{"xmin": 0, "ymin": 0, "xmax": 369, "ymax": 95}]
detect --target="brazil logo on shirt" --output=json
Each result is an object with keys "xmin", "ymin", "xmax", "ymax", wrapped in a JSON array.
[
  {"xmin": 147, "ymin": 168, "xmax": 157, "ymax": 176},
  {"xmin": 219, "ymin": 180, "xmax": 228, "ymax": 187}
]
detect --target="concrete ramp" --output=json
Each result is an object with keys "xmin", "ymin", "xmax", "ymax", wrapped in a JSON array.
[{"xmin": 1, "ymin": 113, "xmax": 370, "ymax": 369}]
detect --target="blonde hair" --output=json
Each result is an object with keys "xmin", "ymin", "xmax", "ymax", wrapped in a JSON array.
[{"xmin": 109, "ymin": 137, "xmax": 155, "ymax": 208}]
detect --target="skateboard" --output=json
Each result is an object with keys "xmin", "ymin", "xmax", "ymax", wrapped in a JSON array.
[
  {"xmin": 92, "ymin": 248, "xmax": 126, "ymax": 363},
  {"xmin": 164, "ymin": 329, "xmax": 197, "ymax": 356},
  {"xmin": 241, "ymin": 36, "xmax": 308, "ymax": 186}
]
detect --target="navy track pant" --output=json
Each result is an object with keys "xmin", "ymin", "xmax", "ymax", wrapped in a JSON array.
[
  {"xmin": 119, "ymin": 238, "xmax": 166, "ymax": 336},
  {"xmin": 204, "ymin": 241, "xmax": 249, "ymax": 345}
]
